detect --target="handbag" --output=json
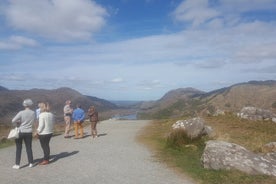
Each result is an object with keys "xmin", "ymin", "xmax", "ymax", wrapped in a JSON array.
[{"xmin": 7, "ymin": 127, "xmax": 20, "ymax": 139}]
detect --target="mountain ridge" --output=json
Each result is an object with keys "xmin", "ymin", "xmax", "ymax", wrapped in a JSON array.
[
  {"xmin": 0, "ymin": 87, "xmax": 118, "ymax": 124},
  {"xmin": 1, "ymin": 80, "xmax": 276, "ymax": 122},
  {"xmin": 138, "ymin": 80, "xmax": 276, "ymax": 119}
]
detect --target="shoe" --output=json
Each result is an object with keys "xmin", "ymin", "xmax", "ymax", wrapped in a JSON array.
[
  {"xmin": 29, "ymin": 163, "xmax": 33, "ymax": 168},
  {"xmin": 39, "ymin": 160, "xmax": 49, "ymax": 165},
  {"xmin": 12, "ymin": 165, "xmax": 20, "ymax": 169},
  {"xmin": 64, "ymin": 135, "xmax": 70, "ymax": 138}
]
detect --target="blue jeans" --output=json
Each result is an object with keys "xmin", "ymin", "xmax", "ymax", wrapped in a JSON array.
[{"xmin": 15, "ymin": 132, "xmax": 33, "ymax": 165}]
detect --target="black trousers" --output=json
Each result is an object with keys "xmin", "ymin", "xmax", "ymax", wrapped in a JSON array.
[
  {"xmin": 39, "ymin": 133, "xmax": 53, "ymax": 161},
  {"xmin": 15, "ymin": 132, "xmax": 33, "ymax": 165}
]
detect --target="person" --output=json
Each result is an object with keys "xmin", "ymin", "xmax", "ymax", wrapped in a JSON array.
[
  {"xmin": 87, "ymin": 106, "xmax": 99, "ymax": 138},
  {"xmin": 72, "ymin": 104, "xmax": 85, "ymax": 139},
  {"xmin": 35, "ymin": 102, "xmax": 54, "ymax": 165},
  {"xmin": 35, "ymin": 102, "xmax": 43, "ymax": 129},
  {"xmin": 11, "ymin": 98, "xmax": 35, "ymax": 169},
  {"xmin": 63, "ymin": 100, "xmax": 73, "ymax": 138}
]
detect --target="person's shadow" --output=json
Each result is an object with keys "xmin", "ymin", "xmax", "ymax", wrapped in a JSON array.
[
  {"xmin": 98, "ymin": 133, "xmax": 107, "ymax": 137},
  {"xmin": 50, "ymin": 151, "xmax": 79, "ymax": 163},
  {"xmin": 22, "ymin": 151, "xmax": 79, "ymax": 168}
]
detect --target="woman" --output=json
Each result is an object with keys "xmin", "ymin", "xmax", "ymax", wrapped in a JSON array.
[
  {"xmin": 35, "ymin": 102, "xmax": 54, "ymax": 165},
  {"xmin": 87, "ymin": 106, "xmax": 99, "ymax": 138},
  {"xmin": 11, "ymin": 99, "xmax": 35, "ymax": 169}
]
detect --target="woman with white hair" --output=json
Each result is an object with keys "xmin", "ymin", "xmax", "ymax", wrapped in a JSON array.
[{"xmin": 11, "ymin": 98, "xmax": 35, "ymax": 169}]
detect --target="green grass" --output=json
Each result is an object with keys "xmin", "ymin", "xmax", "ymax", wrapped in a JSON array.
[
  {"xmin": 0, "ymin": 139, "xmax": 14, "ymax": 149},
  {"xmin": 137, "ymin": 116, "xmax": 276, "ymax": 184}
]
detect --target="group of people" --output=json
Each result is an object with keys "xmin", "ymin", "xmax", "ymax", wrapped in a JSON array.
[
  {"xmin": 11, "ymin": 98, "xmax": 99, "ymax": 169},
  {"xmin": 63, "ymin": 100, "xmax": 99, "ymax": 139}
]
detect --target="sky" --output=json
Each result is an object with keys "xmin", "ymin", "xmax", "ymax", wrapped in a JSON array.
[{"xmin": 0, "ymin": 0, "xmax": 275, "ymax": 101}]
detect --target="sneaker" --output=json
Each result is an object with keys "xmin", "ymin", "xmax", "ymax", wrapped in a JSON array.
[
  {"xmin": 29, "ymin": 163, "xmax": 33, "ymax": 168},
  {"xmin": 12, "ymin": 165, "xmax": 20, "ymax": 169}
]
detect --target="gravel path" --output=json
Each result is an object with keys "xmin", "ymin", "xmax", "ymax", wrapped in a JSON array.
[{"xmin": 0, "ymin": 120, "xmax": 195, "ymax": 184}]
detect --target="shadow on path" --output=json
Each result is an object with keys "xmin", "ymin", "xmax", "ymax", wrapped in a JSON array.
[
  {"xmin": 20, "ymin": 151, "xmax": 79, "ymax": 168},
  {"xmin": 50, "ymin": 151, "xmax": 79, "ymax": 163},
  {"xmin": 98, "ymin": 133, "xmax": 107, "ymax": 137}
]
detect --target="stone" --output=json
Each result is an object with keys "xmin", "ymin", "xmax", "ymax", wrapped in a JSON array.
[
  {"xmin": 201, "ymin": 140, "xmax": 276, "ymax": 176},
  {"xmin": 237, "ymin": 106, "xmax": 276, "ymax": 121},
  {"xmin": 172, "ymin": 117, "xmax": 212, "ymax": 139}
]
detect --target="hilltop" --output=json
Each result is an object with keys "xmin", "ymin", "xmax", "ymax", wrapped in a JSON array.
[
  {"xmin": 0, "ymin": 87, "xmax": 118, "ymax": 124},
  {"xmin": 138, "ymin": 80, "xmax": 276, "ymax": 119},
  {"xmin": 1, "ymin": 80, "xmax": 275, "ymax": 123}
]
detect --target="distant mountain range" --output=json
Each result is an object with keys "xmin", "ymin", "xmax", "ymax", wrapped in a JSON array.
[
  {"xmin": 0, "ymin": 87, "xmax": 118, "ymax": 124},
  {"xmin": 1, "ymin": 80, "xmax": 275, "ymax": 123},
  {"xmin": 138, "ymin": 80, "xmax": 276, "ymax": 119}
]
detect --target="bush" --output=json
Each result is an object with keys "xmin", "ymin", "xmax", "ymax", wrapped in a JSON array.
[
  {"xmin": 166, "ymin": 128, "xmax": 205, "ymax": 148},
  {"xmin": 272, "ymin": 101, "xmax": 276, "ymax": 109}
]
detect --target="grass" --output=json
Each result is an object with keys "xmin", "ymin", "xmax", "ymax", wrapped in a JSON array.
[{"xmin": 137, "ymin": 115, "xmax": 276, "ymax": 184}]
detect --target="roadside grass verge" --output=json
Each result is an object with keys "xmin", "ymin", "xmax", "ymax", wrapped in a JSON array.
[{"xmin": 137, "ymin": 115, "xmax": 276, "ymax": 184}]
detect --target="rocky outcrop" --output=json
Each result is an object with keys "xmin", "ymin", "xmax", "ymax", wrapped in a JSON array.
[
  {"xmin": 213, "ymin": 109, "xmax": 225, "ymax": 116},
  {"xmin": 172, "ymin": 117, "xmax": 213, "ymax": 139},
  {"xmin": 261, "ymin": 142, "xmax": 276, "ymax": 153},
  {"xmin": 201, "ymin": 140, "xmax": 276, "ymax": 176},
  {"xmin": 237, "ymin": 106, "xmax": 276, "ymax": 121}
]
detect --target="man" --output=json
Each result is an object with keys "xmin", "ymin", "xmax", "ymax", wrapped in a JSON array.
[
  {"xmin": 72, "ymin": 104, "xmax": 85, "ymax": 139},
  {"xmin": 63, "ymin": 100, "xmax": 73, "ymax": 138}
]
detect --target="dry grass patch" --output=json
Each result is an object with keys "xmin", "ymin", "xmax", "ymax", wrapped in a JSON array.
[
  {"xmin": 138, "ymin": 115, "xmax": 276, "ymax": 184},
  {"xmin": 204, "ymin": 114, "xmax": 276, "ymax": 152}
]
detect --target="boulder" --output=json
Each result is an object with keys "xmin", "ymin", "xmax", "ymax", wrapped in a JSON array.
[
  {"xmin": 237, "ymin": 106, "xmax": 276, "ymax": 121},
  {"xmin": 261, "ymin": 142, "xmax": 276, "ymax": 153},
  {"xmin": 213, "ymin": 109, "xmax": 225, "ymax": 116},
  {"xmin": 201, "ymin": 140, "xmax": 276, "ymax": 176},
  {"xmin": 172, "ymin": 117, "xmax": 212, "ymax": 139}
]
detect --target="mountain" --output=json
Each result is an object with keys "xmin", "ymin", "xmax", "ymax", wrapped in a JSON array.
[
  {"xmin": 1, "ymin": 80, "xmax": 276, "ymax": 122},
  {"xmin": 0, "ymin": 87, "xmax": 118, "ymax": 124},
  {"xmin": 0, "ymin": 86, "xmax": 9, "ymax": 91},
  {"xmin": 202, "ymin": 80, "xmax": 276, "ymax": 114},
  {"xmin": 138, "ymin": 88, "xmax": 205, "ymax": 119},
  {"xmin": 138, "ymin": 80, "xmax": 276, "ymax": 119}
]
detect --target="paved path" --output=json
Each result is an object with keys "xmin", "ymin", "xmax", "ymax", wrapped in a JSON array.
[{"xmin": 0, "ymin": 120, "xmax": 195, "ymax": 184}]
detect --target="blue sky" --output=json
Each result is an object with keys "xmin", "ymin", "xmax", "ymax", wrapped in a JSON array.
[{"xmin": 0, "ymin": 0, "xmax": 275, "ymax": 101}]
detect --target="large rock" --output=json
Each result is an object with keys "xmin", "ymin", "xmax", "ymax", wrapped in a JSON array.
[
  {"xmin": 201, "ymin": 140, "xmax": 276, "ymax": 176},
  {"xmin": 237, "ymin": 106, "xmax": 275, "ymax": 121},
  {"xmin": 261, "ymin": 142, "xmax": 276, "ymax": 153},
  {"xmin": 172, "ymin": 117, "xmax": 212, "ymax": 139}
]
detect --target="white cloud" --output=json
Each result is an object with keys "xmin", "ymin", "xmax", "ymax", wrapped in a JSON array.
[
  {"xmin": 219, "ymin": 0, "xmax": 276, "ymax": 13},
  {"xmin": 4, "ymin": 0, "xmax": 108, "ymax": 41},
  {"xmin": 0, "ymin": 35, "xmax": 38, "ymax": 50},
  {"xmin": 138, "ymin": 79, "xmax": 163, "ymax": 90},
  {"xmin": 172, "ymin": 0, "xmax": 219, "ymax": 27},
  {"xmin": 172, "ymin": 0, "xmax": 276, "ymax": 27},
  {"xmin": 111, "ymin": 77, "xmax": 124, "ymax": 83}
]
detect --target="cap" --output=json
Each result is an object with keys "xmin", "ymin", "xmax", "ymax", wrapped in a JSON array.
[{"xmin": 23, "ymin": 99, "xmax": 33, "ymax": 107}]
